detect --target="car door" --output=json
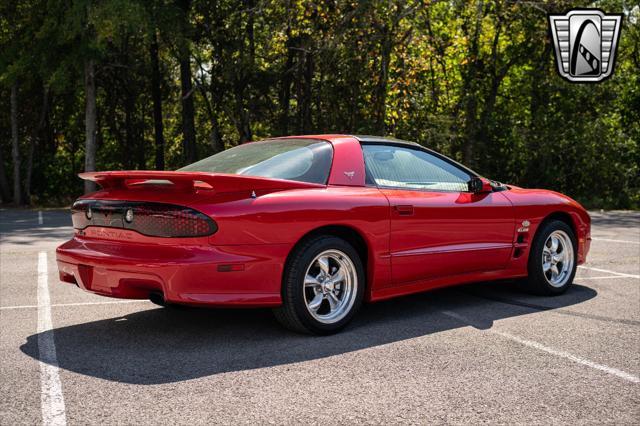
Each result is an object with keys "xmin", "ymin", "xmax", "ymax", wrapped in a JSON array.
[{"xmin": 362, "ymin": 143, "xmax": 515, "ymax": 286}]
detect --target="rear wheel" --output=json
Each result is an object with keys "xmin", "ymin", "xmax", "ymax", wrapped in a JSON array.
[
  {"xmin": 274, "ymin": 235, "xmax": 365, "ymax": 334},
  {"xmin": 523, "ymin": 220, "xmax": 577, "ymax": 295}
]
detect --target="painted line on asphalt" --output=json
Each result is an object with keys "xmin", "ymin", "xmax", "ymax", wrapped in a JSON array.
[
  {"xmin": 1, "ymin": 299, "xmax": 149, "ymax": 311},
  {"xmin": 37, "ymin": 252, "xmax": 67, "ymax": 425},
  {"xmin": 441, "ymin": 310, "xmax": 640, "ymax": 384},
  {"xmin": 38, "ymin": 210, "xmax": 43, "ymax": 225},
  {"xmin": 591, "ymin": 237, "xmax": 639, "ymax": 245},
  {"xmin": 575, "ymin": 275, "xmax": 629, "ymax": 280},
  {"xmin": 578, "ymin": 266, "xmax": 640, "ymax": 279}
]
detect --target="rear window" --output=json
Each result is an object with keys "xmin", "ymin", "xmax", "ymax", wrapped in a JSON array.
[{"xmin": 179, "ymin": 138, "xmax": 333, "ymax": 184}]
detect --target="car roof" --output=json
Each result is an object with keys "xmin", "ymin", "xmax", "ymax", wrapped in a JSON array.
[
  {"xmin": 260, "ymin": 134, "xmax": 479, "ymax": 178},
  {"xmin": 349, "ymin": 135, "xmax": 421, "ymax": 148},
  {"xmin": 271, "ymin": 134, "xmax": 421, "ymax": 148}
]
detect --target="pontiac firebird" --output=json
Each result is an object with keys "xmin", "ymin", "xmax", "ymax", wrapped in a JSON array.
[{"xmin": 56, "ymin": 135, "xmax": 591, "ymax": 334}]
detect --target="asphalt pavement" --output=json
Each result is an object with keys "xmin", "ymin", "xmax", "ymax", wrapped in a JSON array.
[{"xmin": 1, "ymin": 208, "xmax": 638, "ymax": 425}]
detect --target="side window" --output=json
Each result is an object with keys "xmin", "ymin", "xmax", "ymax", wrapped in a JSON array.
[{"xmin": 362, "ymin": 144, "xmax": 470, "ymax": 192}]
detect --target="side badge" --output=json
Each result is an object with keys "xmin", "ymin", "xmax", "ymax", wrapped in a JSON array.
[
  {"xmin": 518, "ymin": 220, "xmax": 531, "ymax": 233},
  {"xmin": 344, "ymin": 171, "xmax": 355, "ymax": 180}
]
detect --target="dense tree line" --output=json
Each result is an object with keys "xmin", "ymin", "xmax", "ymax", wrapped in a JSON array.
[{"xmin": 1, "ymin": 0, "xmax": 638, "ymax": 208}]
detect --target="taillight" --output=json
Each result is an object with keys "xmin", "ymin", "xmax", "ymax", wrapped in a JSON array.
[{"xmin": 71, "ymin": 200, "xmax": 217, "ymax": 237}]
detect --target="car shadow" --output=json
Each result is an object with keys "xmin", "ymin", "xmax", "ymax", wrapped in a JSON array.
[{"xmin": 21, "ymin": 281, "xmax": 598, "ymax": 385}]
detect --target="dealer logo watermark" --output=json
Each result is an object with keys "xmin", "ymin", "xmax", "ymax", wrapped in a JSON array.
[{"xmin": 549, "ymin": 9, "xmax": 623, "ymax": 82}]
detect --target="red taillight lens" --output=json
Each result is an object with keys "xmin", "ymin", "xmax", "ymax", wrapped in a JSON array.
[
  {"xmin": 126, "ymin": 204, "xmax": 215, "ymax": 237},
  {"xmin": 72, "ymin": 200, "xmax": 217, "ymax": 238}
]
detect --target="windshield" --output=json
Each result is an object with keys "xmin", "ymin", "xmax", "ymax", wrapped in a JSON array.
[{"xmin": 179, "ymin": 138, "xmax": 333, "ymax": 184}]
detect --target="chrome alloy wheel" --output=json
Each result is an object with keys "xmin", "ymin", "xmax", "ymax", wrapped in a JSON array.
[
  {"xmin": 542, "ymin": 230, "xmax": 574, "ymax": 287},
  {"xmin": 303, "ymin": 249, "xmax": 358, "ymax": 324}
]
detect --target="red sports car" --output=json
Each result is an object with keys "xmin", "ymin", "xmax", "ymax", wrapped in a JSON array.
[{"xmin": 57, "ymin": 135, "xmax": 591, "ymax": 334}]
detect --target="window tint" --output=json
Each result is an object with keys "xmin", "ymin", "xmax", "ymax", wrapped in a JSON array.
[
  {"xmin": 179, "ymin": 139, "xmax": 333, "ymax": 184},
  {"xmin": 362, "ymin": 144, "xmax": 470, "ymax": 191}
]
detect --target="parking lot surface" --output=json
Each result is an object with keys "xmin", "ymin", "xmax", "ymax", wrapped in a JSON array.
[{"xmin": 1, "ymin": 209, "xmax": 638, "ymax": 425}]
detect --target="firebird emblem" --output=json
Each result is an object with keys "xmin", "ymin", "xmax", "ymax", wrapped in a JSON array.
[
  {"xmin": 343, "ymin": 171, "xmax": 355, "ymax": 180},
  {"xmin": 518, "ymin": 220, "xmax": 531, "ymax": 233}
]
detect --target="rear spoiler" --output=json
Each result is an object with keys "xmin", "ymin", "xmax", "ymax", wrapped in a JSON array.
[{"xmin": 79, "ymin": 171, "xmax": 325, "ymax": 193}]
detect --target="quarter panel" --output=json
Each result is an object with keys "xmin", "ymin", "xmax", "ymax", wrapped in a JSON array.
[{"xmin": 204, "ymin": 186, "xmax": 392, "ymax": 293}]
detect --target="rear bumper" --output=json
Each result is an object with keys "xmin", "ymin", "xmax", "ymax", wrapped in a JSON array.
[{"xmin": 56, "ymin": 236, "xmax": 288, "ymax": 307}]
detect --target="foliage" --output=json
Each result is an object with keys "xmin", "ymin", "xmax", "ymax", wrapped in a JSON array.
[{"xmin": 0, "ymin": 0, "xmax": 638, "ymax": 208}]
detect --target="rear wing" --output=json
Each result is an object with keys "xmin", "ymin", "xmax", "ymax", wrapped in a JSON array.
[{"xmin": 79, "ymin": 171, "xmax": 325, "ymax": 193}]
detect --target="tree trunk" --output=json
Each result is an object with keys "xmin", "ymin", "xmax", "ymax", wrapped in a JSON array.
[
  {"xmin": 24, "ymin": 136, "xmax": 34, "ymax": 205},
  {"xmin": 179, "ymin": 55, "xmax": 197, "ymax": 163},
  {"xmin": 195, "ymin": 69, "xmax": 225, "ymax": 154},
  {"xmin": 246, "ymin": 0, "xmax": 255, "ymax": 69},
  {"xmin": 208, "ymin": 6, "xmax": 225, "ymax": 153},
  {"xmin": 0, "ymin": 88, "xmax": 13, "ymax": 202},
  {"xmin": 278, "ymin": 28, "xmax": 295, "ymax": 135},
  {"xmin": 24, "ymin": 86, "xmax": 48, "ymax": 204},
  {"xmin": 135, "ymin": 116, "xmax": 145, "ymax": 170},
  {"xmin": 84, "ymin": 59, "xmax": 97, "ymax": 193},
  {"xmin": 376, "ymin": 29, "xmax": 392, "ymax": 135},
  {"xmin": 302, "ymin": 49, "xmax": 314, "ymax": 133},
  {"xmin": 238, "ymin": 0, "xmax": 255, "ymax": 142},
  {"xmin": 177, "ymin": 0, "xmax": 197, "ymax": 164},
  {"xmin": 234, "ymin": 79, "xmax": 253, "ymax": 143},
  {"xmin": 10, "ymin": 82, "xmax": 22, "ymax": 205},
  {"xmin": 124, "ymin": 89, "xmax": 135, "ymax": 169},
  {"xmin": 294, "ymin": 49, "xmax": 303, "ymax": 134},
  {"xmin": 0, "ymin": 143, "xmax": 10, "ymax": 203},
  {"xmin": 204, "ymin": 90, "xmax": 224, "ymax": 153},
  {"xmin": 461, "ymin": 0, "xmax": 484, "ymax": 166},
  {"xmin": 210, "ymin": 121, "xmax": 223, "ymax": 153},
  {"xmin": 150, "ymin": 31, "xmax": 165, "ymax": 170}
]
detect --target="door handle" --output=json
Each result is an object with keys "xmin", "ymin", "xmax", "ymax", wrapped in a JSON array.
[{"xmin": 394, "ymin": 205, "xmax": 414, "ymax": 216}]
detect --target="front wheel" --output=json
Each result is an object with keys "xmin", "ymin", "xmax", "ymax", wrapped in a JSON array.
[
  {"xmin": 524, "ymin": 220, "xmax": 577, "ymax": 295},
  {"xmin": 274, "ymin": 235, "xmax": 365, "ymax": 334}
]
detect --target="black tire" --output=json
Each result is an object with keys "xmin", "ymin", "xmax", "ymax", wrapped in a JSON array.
[
  {"xmin": 149, "ymin": 292, "xmax": 167, "ymax": 307},
  {"xmin": 273, "ymin": 235, "xmax": 365, "ymax": 335},
  {"xmin": 523, "ymin": 220, "xmax": 577, "ymax": 295},
  {"xmin": 149, "ymin": 292, "xmax": 187, "ymax": 309}
]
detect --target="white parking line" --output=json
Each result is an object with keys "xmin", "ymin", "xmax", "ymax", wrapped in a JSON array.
[
  {"xmin": 38, "ymin": 211, "xmax": 43, "ymax": 225},
  {"xmin": 591, "ymin": 237, "xmax": 639, "ymax": 245},
  {"xmin": 575, "ymin": 275, "xmax": 629, "ymax": 280},
  {"xmin": 0, "ymin": 299, "xmax": 149, "ymax": 311},
  {"xmin": 578, "ymin": 266, "xmax": 640, "ymax": 279},
  {"xmin": 37, "ymin": 252, "xmax": 67, "ymax": 426},
  {"xmin": 441, "ymin": 310, "xmax": 640, "ymax": 384},
  {"xmin": 492, "ymin": 330, "xmax": 640, "ymax": 384}
]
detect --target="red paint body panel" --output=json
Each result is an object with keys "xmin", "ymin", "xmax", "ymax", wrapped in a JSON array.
[
  {"xmin": 56, "ymin": 135, "xmax": 591, "ymax": 307},
  {"xmin": 57, "ymin": 236, "xmax": 288, "ymax": 306},
  {"xmin": 501, "ymin": 187, "xmax": 591, "ymax": 266}
]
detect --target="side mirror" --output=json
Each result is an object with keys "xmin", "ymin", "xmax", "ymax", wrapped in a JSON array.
[{"xmin": 468, "ymin": 177, "xmax": 493, "ymax": 193}]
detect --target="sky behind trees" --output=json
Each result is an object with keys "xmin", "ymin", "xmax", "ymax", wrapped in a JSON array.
[{"xmin": 1, "ymin": 0, "xmax": 638, "ymax": 208}]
